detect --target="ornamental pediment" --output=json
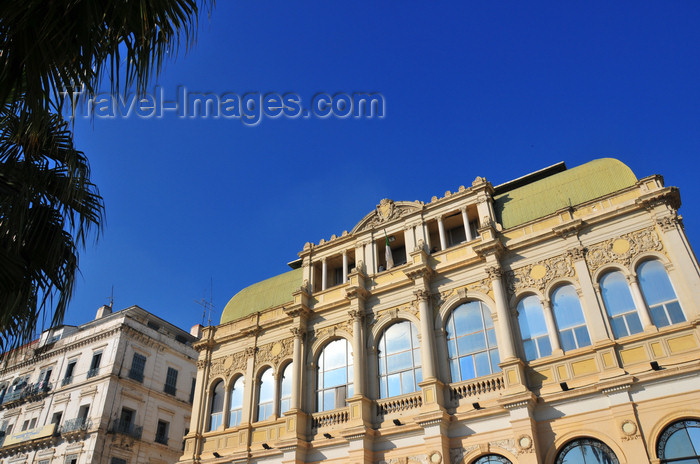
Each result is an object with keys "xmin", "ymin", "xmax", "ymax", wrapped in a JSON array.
[{"xmin": 351, "ymin": 199, "xmax": 423, "ymax": 233}]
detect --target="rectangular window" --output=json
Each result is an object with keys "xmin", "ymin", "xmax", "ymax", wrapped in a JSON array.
[
  {"xmin": 29, "ymin": 417, "xmax": 37, "ymax": 429},
  {"xmin": 189, "ymin": 378, "xmax": 196, "ymax": 404},
  {"xmin": 129, "ymin": 353, "xmax": 146, "ymax": 383},
  {"xmin": 110, "ymin": 458, "xmax": 127, "ymax": 464},
  {"xmin": 63, "ymin": 360, "xmax": 77, "ymax": 385},
  {"xmin": 38, "ymin": 367, "xmax": 53, "ymax": 389},
  {"xmin": 65, "ymin": 454, "xmax": 78, "ymax": 464},
  {"xmin": 51, "ymin": 411, "xmax": 63, "ymax": 426},
  {"xmin": 155, "ymin": 420, "xmax": 169, "ymax": 445},
  {"xmin": 21, "ymin": 420, "xmax": 29, "ymax": 431},
  {"xmin": 78, "ymin": 404, "xmax": 90, "ymax": 423},
  {"xmin": 87, "ymin": 352, "xmax": 102, "ymax": 378},
  {"xmin": 164, "ymin": 367, "xmax": 178, "ymax": 395},
  {"xmin": 6, "ymin": 423, "xmax": 13, "ymax": 435}
]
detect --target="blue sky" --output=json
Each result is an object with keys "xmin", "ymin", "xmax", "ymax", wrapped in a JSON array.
[{"xmin": 64, "ymin": 2, "xmax": 700, "ymax": 332}]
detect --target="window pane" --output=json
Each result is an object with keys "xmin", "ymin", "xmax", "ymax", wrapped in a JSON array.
[
  {"xmin": 538, "ymin": 336, "xmax": 552, "ymax": 357},
  {"xmin": 457, "ymin": 332, "xmax": 486, "ymax": 355},
  {"xmin": 638, "ymin": 260, "xmax": 677, "ymax": 305},
  {"xmin": 415, "ymin": 368, "xmax": 422, "ymax": 385},
  {"xmin": 600, "ymin": 271, "xmax": 636, "ymax": 316},
  {"xmin": 258, "ymin": 369, "xmax": 274, "ymax": 402},
  {"xmin": 280, "ymin": 366, "xmax": 292, "ymax": 397},
  {"xmin": 386, "ymin": 351, "xmax": 413, "ymax": 373},
  {"xmin": 667, "ymin": 301, "xmax": 686, "ymax": 324},
  {"xmin": 211, "ymin": 381, "xmax": 224, "ymax": 413},
  {"xmin": 650, "ymin": 305, "xmax": 670, "ymax": 328},
  {"xmin": 459, "ymin": 355, "xmax": 476, "ymax": 380},
  {"xmin": 486, "ymin": 328, "xmax": 497, "ymax": 346},
  {"xmin": 323, "ymin": 340, "xmax": 347, "ymax": 369},
  {"xmin": 474, "ymin": 352, "xmax": 491, "ymax": 377},
  {"xmin": 453, "ymin": 302, "xmax": 484, "ymax": 335},
  {"xmin": 401, "ymin": 370, "xmax": 415, "ymax": 394},
  {"xmin": 324, "ymin": 367, "xmax": 347, "ymax": 388},
  {"xmin": 626, "ymin": 312, "xmax": 643, "ymax": 335},
  {"xmin": 552, "ymin": 285, "xmax": 587, "ymax": 329},
  {"xmin": 523, "ymin": 339, "xmax": 538, "ymax": 362},
  {"xmin": 489, "ymin": 349, "xmax": 501, "ymax": 373},
  {"xmin": 387, "ymin": 374, "xmax": 401, "ymax": 397},
  {"xmin": 518, "ymin": 296, "xmax": 548, "ymax": 339},
  {"xmin": 384, "ymin": 323, "xmax": 411, "ymax": 353},
  {"xmin": 574, "ymin": 326, "xmax": 591, "ymax": 348},
  {"xmin": 560, "ymin": 329, "xmax": 576, "ymax": 352},
  {"xmin": 413, "ymin": 348, "xmax": 421, "ymax": 367},
  {"xmin": 610, "ymin": 316, "xmax": 629, "ymax": 338},
  {"xmin": 323, "ymin": 390, "xmax": 335, "ymax": 411},
  {"xmin": 230, "ymin": 377, "xmax": 244, "ymax": 408},
  {"xmin": 450, "ymin": 359, "xmax": 460, "ymax": 381}
]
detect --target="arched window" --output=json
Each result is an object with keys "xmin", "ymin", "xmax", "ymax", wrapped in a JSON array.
[
  {"xmin": 279, "ymin": 363, "xmax": 292, "ymax": 415},
  {"xmin": 316, "ymin": 339, "xmax": 353, "ymax": 412},
  {"xmin": 256, "ymin": 368, "xmax": 274, "ymax": 421},
  {"xmin": 517, "ymin": 295, "xmax": 552, "ymax": 361},
  {"xmin": 600, "ymin": 271, "xmax": 642, "ymax": 338},
  {"xmin": 445, "ymin": 301, "xmax": 500, "ymax": 382},
  {"xmin": 473, "ymin": 455, "xmax": 512, "ymax": 464},
  {"xmin": 378, "ymin": 321, "xmax": 422, "ymax": 398},
  {"xmin": 552, "ymin": 285, "xmax": 591, "ymax": 351},
  {"xmin": 209, "ymin": 380, "xmax": 224, "ymax": 431},
  {"xmin": 228, "ymin": 376, "xmax": 244, "ymax": 427},
  {"xmin": 657, "ymin": 419, "xmax": 700, "ymax": 463},
  {"xmin": 638, "ymin": 260, "xmax": 685, "ymax": 328},
  {"xmin": 555, "ymin": 438, "xmax": 619, "ymax": 464}
]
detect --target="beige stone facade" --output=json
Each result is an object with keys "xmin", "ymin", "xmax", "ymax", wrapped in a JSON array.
[
  {"xmin": 0, "ymin": 306, "xmax": 199, "ymax": 464},
  {"xmin": 182, "ymin": 159, "xmax": 700, "ymax": 464}
]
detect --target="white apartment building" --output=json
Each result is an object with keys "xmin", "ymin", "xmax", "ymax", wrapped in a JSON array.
[{"xmin": 0, "ymin": 305, "xmax": 200, "ymax": 464}]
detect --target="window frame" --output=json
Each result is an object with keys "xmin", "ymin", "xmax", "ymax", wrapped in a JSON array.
[
  {"xmin": 377, "ymin": 320, "xmax": 422, "ymax": 399},
  {"xmin": 316, "ymin": 338, "xmax": 354, "ymax": 412}
]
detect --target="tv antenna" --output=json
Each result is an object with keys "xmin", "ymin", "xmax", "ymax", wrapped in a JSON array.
[{"xmin": 195, "ymin": 278, "xmax": 216, "ymax": 326}]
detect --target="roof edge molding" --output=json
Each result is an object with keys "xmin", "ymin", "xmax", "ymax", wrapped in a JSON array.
[{"xmin": 351, "ymin": 199, "xmax": 424, "ymax": 234}]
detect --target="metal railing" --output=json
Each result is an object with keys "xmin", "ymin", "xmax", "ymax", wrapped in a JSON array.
[
  {"xmin": 61, "ymin": 417, "xmax": 91, "ymax": 433},
  {"xmin": 61, "ymin": 376, "xmax": 73, "ymax": 386},
  {"xmin": 163, "ymin": 384, "xmax": 177, "ymax": 396},
  {"xmin": 109, "ymin": 419, "xmax": 143, "ymax": 439},
  {"xmin": 1, "ymin": 381, "xmax": 52, "ymax": 405},
  {"xmin": 154, "ymin": 435, "xmax": 169, "ymax": 445},
  {"xmin": 86, "ymin": 368, "xmax": 100, "ymax": 379}
]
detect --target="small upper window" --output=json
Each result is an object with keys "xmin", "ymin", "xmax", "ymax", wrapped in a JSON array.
[
  {"xmin": 600, "ymin": 271, "xmax": 642, "ymax": 338},
  {"xmin": 164, "ymin": 367, "xmax": 178, "ymax": 395},
  {"xmin": 552, "ymin": 285, "xmax": 591, "ymax": 351},
  {"xmin": 517, "ymin": 295, "xmax": 552, "ymax": 361},
  {"xmin": 637, "ymin": 260, "xmax": 685, "ymax": 328},
  {"xmin": 445, "ymin": 301, "xmax": 500, "ymax": 382},
  {"xmin": 473, "ymin": 456, "xmax": 512, "ymax": 464},
  {"xmin": 129, "ymin": 353, "xmax": 146, "ymax": 383}
]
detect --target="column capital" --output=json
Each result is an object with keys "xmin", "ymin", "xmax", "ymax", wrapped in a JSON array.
[
  {"xmin": 567, "ymin": 245, "xmax": 586, "ymax": 261},
  {"xmin": 413, "ymin": 289, "xmax": 431, "ymax": 302},
  {"xmin": 625, "ymin": 274, "xmax": 639, "ymax": 285},
  {"xmin": 245, "ymin": 347, "xmax": 257, "ymax": 357},
  {"xmin": 348, "ymin": 310, "xmax": 365, "ymax": 322},
  {"xmin": 459, "ymin": 205, "xmax": 468, "ymax": 213},
  {"xmin": 486, "ymin": 265, "xmax": 503, "ymax": 280},
  {"xmin": 290, "ymin": 327, "xmax": 305, "ymax": 339}
]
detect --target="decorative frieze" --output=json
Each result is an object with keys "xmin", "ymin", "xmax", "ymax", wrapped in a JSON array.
[
  {"xmin": 256, "ymin": 338, "xmax": 293, "ymax": 366},
  {"xmin": 584, "ymin": 226, "xmax": 663, "ymax": 273},
  {"xmin": 505, "ymin": 253, "xmax": 575, "ymax": 293},
  {"xmin": 208, "ymin": 353, "xmax": 247, "ymax": 378}
]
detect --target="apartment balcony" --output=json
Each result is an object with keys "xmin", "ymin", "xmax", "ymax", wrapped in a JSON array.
[
  {"xmin": 163, "ymin": 384, "xmax": 177, "ymax": 396},
  {"xmin": 61, "ymin": 376, "xmax": 73, "ymax": 387},
  {"xmin": 61, "ymin": 417, "xmax": 92, "ymax": 434},
  {"xmin": 109, "ymin": 419, "xmax": 143, "ymax": 439},
  {"xmin": 86, "ymin": 368, "xmax": 100, "ymax": 379},
  {"xmin": 0, "ymin": 381, "xmax": 52, "ymax": 409},
  {"xmin": 154, "ymin": 435, "xmax": 169, "ymax": 445}
]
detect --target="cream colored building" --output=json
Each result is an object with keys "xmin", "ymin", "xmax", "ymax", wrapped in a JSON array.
[
  {"xmin": 0, "ymin": 305, "xmax": 199, "ymax": 464},
  {"xmin": 182, "ymin": 158, "xmax": 700, "ymax": 464}
]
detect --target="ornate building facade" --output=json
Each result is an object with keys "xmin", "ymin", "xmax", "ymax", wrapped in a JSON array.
[
  {"xmin": 182, "ymin": 159, "xmax": 700, "ymax": 464},
  {"xmin": 0, "ymin": 305, "xmax": 200, "ymax": 464}
]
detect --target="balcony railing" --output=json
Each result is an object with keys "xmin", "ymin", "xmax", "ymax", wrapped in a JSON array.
[
  {"xmin": 86, "ymin": 368, "xmax": 100, "ymax": 379},
  {"xmin": 61, "ymin": 376, "xmax": 73, "ymax": 386},
  {"xmin": 1, "ymin": 381, "xmax": 52, "ymax": 406},
  {"xmin": 163, "ymin": 384, "xmax": 177, "ymax": 396},
  {"xmin": 109, "ymin": 419, "xmax": 143, "ymax": 439},
  {"xmin": 154, "ymin": 435, "xmax": 169, "ymax": 445},
  {"xmin": 61, "ymin": 417, "xmax": 91, "ymax": 434},
  {"xmin": 128, "ymin": 370, "xmax": 144, "ymax": 383}
]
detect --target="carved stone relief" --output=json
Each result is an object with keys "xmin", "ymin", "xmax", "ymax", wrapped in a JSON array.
[
  {"xmin": 209, "ymin": 352, "xmax": 247, "ymax": 378},
  {"xmin": 256, "ymin": 338, "xmax": 293, "ymax": 366},
  {"xmin": 450, "ymin": 445, "xmax": 479, "ymax": 464},
  {"xmin": 310, "ymin": 318, "xmax": 354, "ymax": 343},
  {"xmin": 584, "ymin": 226, "xmax": 664, "ymax": 273},
  {"xmin": 505, "ymin": 253, "xmax": 575, "ymax": 294},
  {"xmin": 366, "ymin": 301, "xmax": 420, "ymax": 329},
  {"xmin": 354, "ymin": 199, "xmax": 422, "ymax": 232}
]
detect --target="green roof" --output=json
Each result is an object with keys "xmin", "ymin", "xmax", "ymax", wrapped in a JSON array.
[
  {"xmin": 494, "ymin": 158, "xmax": 637, "ymax": 229},
  {"xmin": 220, "ymin": 268, "xmax": 302, "ymax": 324}
]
